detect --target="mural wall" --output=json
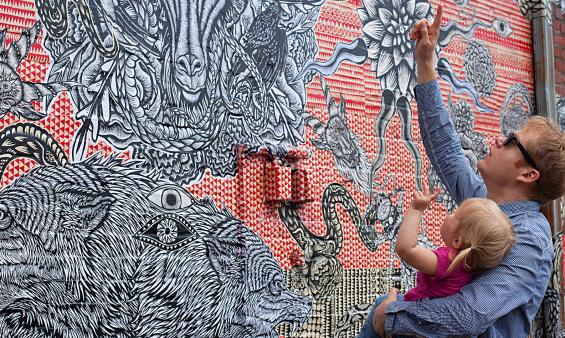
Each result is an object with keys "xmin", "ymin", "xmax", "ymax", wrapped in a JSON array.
[{"xmin": 0, "ymin": 0, "xmax": 551, "ymax": 336}]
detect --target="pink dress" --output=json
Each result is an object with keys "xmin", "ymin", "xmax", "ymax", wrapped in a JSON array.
[{"xmin": 404, "ymin": 247, "xmax": 473, "ymax": 301}]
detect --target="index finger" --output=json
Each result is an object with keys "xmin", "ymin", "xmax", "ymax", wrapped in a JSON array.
[
  {"xmin": 431, "ymin": 4, "xmax": 443, "ymax": 32},
  {"xmin": 422, "ymin": 185, "xmax": 430, "ymax": 195}
]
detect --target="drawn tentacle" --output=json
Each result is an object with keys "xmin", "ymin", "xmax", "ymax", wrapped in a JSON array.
[
  {"xmin": 279, "ymin": 189, "xmax": 344, "ymax": 255},
  {"xmin": 281, "ymin": 181, "xmax": 399, "ymax": 254},
  {"xmin": 319, "ymin": 183, "xmax": 355, "ymax": 254},
  {"xmin": 0, "ymin": 123, "xmax": 68, "ymax": 177},
  {"xmin": 279, "ymin": 184, "xmax": 347, "ymax": 300},
  {"xmin": 370, "ymin": 89, "xmax": 396, "ymax": 176},
  {"xmin": 396, "ymin": 96, "xmax": 423, "ymax": 191},
  {"xmin": 438, "ymin": 19, "xmax": 490, "ymax": 48},
  {"xmin": 278, "ymin": 203, "xmax": 317, "ymax": 251}
]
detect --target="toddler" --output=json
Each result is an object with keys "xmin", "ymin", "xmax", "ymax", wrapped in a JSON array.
[{"xmin": 395, "ymin": 188, "xmax": 516, "ymax": 301}]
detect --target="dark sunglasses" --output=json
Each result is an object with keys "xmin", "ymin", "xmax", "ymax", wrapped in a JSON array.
[{"xmin": 503, "ymin": 132, "xmax": 538, "ymax": 170}]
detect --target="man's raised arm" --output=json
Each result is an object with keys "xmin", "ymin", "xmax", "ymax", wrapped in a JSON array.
[{"xmin": 411, "ymin": 5, "xmax": 485, "ymax": 203}]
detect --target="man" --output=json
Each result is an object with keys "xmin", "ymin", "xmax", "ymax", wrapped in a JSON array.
[{"xmin": 357, "ymin": 4, "xmax": 565, "ymax": 337}]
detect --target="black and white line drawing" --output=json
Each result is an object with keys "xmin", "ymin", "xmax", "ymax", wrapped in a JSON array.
[
  {"xmin": 499, "ymin": 83, "xmax": 534, "ymax": 136},
  {"xmin": 359, "ymin": 0, "xmax": 433, "ymax": 99},
  {"xmin": 333, "ymin": 303, "xmax": 373, "ymax": 338},
  {"xmin": 303, "ymin": 76, "xmax": 371, "ymax": 194},
  {"xmin": 436, "ymin": 4, "xmax": 513, "ymax": 113},
  {"xmin": 437, "ymin": 58, "xmax": 493, "ymax": 113},
  {"xmin": 464, "ymin": 41, "xmax": 496, "ymax": 97},
  {"xmin": 358, "ymin": 0, "xmax": 432, "ymax": 190},
  {"xmin": 438, "ymin": 13, "xmax": 513, "ymax": 47},
  {"xmin": 514, "ymin": 0, "xmax": 552, "ymax": 20},
  {"xmin": 279, "ymin": 184, "xmax": 345, "ymax": 301},
  {"xmin": 0, "ymin": 23, "xmax": 72, "ymax": 121},
  {"xmin": 30, "ymin": 0, "xmax": 328, "ymax": 185},
  {"xmin": 0, "ymin": 123, "xmax": 312, "ymax": 338},
  {"xmin": 280, "ymin": 177, "xmax": 436, "ymax": 297}
]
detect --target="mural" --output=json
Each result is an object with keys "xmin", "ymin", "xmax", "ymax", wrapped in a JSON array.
[
  {"xmin": 357, "ymin": 0, "xmax": 431, "ymax": 190},
  {"xmin": 0, "ymin": 0, "xmax": 549, "ymax": 336},
  {"xmin": 0, "ymin": 123, "xmax": 311, "ymax": 337},
  {"xmin": 278, "ymin": 178, "xmax": 431, "ymax": 300},
  {"xmin": 0, "ymin": 23, "xmax": 71, "ymax": 120},
  {"xmin": 32, "ymin": 0, "xmax": 332, "ymax": 185}
]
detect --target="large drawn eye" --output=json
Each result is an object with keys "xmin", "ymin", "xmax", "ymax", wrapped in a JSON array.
[
  {"xmin": 492, "ymin": 18, "xmax": 512, "ymax": 38},
  {"xmin": 147, "ymin": 185, "xmax": 194, "ymax": 210},
  {"xmin": 135, "ymin": 213, "xmax": 198, "ymax": 251}
]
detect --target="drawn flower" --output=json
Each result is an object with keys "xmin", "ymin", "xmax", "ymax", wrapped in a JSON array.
[
  {"xmin": 157, "ymin": 219, "xmax": 178, "ymax": 244},
  {"xmin": 358, "ymin": 0, "xmax": 433, "ymax": 96},
  {"xmin": 464, "ymin": 41, "xmax": 496, "ymax": 97},
  {"xmin": 499, "ymin": 83, "xmax": 532, "ymax": 137},
  {"xmin": 449, "ymin": 96, "xmax": 474, "ymax": 135}
]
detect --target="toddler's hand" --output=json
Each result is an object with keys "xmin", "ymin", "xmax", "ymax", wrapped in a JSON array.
[{"xmin": 411, "ymin": 186, "xmax": 440, "ymax": 211}]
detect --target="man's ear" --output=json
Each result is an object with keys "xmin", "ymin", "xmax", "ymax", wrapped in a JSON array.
[{"xmin": 517, "ymin": 168, "xmax": 540, "ymax": 185}]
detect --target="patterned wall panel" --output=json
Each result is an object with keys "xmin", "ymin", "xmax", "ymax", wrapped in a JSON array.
[{"xmin": 0, "ymin": 0, "xmax": 536, "ymax": 336}]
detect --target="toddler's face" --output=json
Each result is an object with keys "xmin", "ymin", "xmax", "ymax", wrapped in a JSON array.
[{"xmin": 441, "ymin": 210, "xmax": 462, "ymax": 248}]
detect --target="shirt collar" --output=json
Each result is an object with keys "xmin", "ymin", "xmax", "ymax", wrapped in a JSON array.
[{"xmin": 499, "ymin": 200, "xmax": 540, "ymax": 216}]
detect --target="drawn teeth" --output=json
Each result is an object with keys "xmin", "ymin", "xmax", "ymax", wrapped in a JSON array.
[
  {"xmin": 290, "ymin": 322, "xmax": 299, "ymax": 335},
  {"xmin": 162, "ymin": 115, "xmax": 173, "ymax": 125}
]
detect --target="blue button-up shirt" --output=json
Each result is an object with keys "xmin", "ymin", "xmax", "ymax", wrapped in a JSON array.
[{"xmin": 384, "ymin": 80, "xmax": 553, "ymax": 337}]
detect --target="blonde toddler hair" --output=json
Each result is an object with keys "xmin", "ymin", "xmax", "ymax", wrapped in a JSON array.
[{"xmin": 447, "ymin": 198, "xmax": 516, "ymax": 274}]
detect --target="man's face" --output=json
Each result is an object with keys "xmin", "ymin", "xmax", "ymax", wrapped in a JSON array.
[{"xmin": 477, "ymin": 127, "xmax": 535, "ymax": 187}]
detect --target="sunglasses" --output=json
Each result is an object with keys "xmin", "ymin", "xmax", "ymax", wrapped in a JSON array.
[{"xmin": 503, "ymin": 132, "xmax": 538, "ymax": 170}]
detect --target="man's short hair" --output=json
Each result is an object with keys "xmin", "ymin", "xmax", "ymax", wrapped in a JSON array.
[{"xmin": 524, "ymin": 116, "xmax": 565, "ymax": 203}]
